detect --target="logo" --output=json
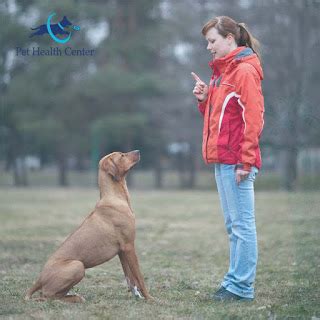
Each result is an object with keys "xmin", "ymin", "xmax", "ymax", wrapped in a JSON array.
[
  {"xmin": 30, "ymin": 12, "xmax": 80, "ymax": 44},
  {"xmin": 18, "ymin": 12, "xmax": 95, "ymax": 57}
]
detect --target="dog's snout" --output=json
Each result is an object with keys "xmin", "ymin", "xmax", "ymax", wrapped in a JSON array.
[{"xmin": 128, "ymin": 150, "xmax": 140, "ymax": 162}]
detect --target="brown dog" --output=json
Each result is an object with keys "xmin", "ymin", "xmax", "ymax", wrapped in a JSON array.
[{"xmin": 25, "ymin": 150, "xmax": 153, "ymax": 303}]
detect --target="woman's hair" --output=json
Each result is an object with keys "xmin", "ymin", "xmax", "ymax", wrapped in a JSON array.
[{"xmin": 202, "ymin": 16, "xmax": 261, "ymax": 61}]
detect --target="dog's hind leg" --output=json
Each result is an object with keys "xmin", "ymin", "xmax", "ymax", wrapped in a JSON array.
[
  {"xmin": 29, "ymin": 30, "xmax": 44, "ymax": 37},
  {"xmin": 25, "ymin": 278, "xmax": 42, "ymax": 300},
  {"xmin": 41, "ymin": 260, "xmax": 85, "ymax": 301},
  {"xmin": 27, "ymin": 295, "xmax": 85, "ymax": 303}
]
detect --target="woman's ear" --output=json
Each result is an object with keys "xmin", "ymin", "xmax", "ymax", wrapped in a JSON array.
[{"xmin": 227, "ymin": 33, "xmax": 236, "ymax": 45}]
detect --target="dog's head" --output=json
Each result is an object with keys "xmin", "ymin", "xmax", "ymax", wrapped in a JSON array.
[{"xmin": 99, "ymin": 150, "xmax": 140, "ymax": 182}]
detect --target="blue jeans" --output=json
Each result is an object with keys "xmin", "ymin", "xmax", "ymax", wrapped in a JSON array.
[{"xmin": 214, "ymin": 163, "xmax": 258, "ymax": 299}]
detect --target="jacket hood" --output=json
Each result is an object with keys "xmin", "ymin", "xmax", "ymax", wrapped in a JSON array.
[{"xmin": 209, "ymin": 46, "xmax": 263, "ymax": 80}]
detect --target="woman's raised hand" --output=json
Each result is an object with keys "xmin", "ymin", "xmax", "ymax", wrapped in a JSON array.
[{"xmin": 191, "ymin": 72, "xmax": 209, "ymax": 102}]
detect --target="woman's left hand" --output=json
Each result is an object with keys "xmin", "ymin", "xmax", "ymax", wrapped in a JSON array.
[{"xmin": 236, "ymin": 169, "xmax": 250, "ymax": 184}]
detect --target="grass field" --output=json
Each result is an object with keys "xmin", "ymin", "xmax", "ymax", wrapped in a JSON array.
[{"xmin": 0, "ymin": 188, "xmax": 319, "ymax": 319}]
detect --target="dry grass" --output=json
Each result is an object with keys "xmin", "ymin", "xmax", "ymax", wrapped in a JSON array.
[{"xmin": 0, "ymin": 188, "xmax": 319, "ymax": 319}]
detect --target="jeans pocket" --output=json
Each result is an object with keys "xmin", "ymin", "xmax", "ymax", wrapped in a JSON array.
[{"xmin": 248, "ymin": 167, "xmax": 258, "ymax": 182}]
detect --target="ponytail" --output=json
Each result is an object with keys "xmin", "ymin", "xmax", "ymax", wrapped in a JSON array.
[{"xmin": 237, "ymin": 23, "xmax": 261, "ymax": 61}]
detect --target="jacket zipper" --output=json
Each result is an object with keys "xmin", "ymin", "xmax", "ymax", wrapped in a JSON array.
[
  {"xmin": 206, "ymin": 104, "xmax": 213, "ymax": 163},
  {"xmin": 205, "ymin": 77, "xmax": 216, "ymax": 163}
]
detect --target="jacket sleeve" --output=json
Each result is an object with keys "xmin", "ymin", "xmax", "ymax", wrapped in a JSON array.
[
  {"xmin": 235, "ymin": 64, "xmax": 264, "ymax": 172},
  {"xmin": 197, "ymin": 98, "xmax": 207, "ymax": 116}
]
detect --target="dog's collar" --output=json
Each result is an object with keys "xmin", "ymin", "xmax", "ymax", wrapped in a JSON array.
[{"xmin": 58, "ymin": 22, "xmax": 64, "ymax": 30}]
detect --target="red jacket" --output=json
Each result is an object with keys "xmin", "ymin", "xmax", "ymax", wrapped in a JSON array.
[{"xmin": 198, "ymin": 46, "xmax": 264, "ymax": 171}]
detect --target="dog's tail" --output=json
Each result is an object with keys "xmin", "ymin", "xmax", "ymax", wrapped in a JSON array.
[
  {"xmin": 24, "ymin": 279, "xmax": 42, "ymax": 301},
  {"xmin": 30, "ymin": 26, "xmax": 40, "ymax": 30}
]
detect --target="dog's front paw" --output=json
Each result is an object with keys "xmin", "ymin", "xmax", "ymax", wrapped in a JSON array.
[
  {"xmin": 145, "ymin": 294, "xmax": 156, "ymax": 302},
  {"xmin": 131, "ymin": 286, "xmax": 143, "ymax": 299}
]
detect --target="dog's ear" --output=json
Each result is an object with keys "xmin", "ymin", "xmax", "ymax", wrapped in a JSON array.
[{"xmin": 102, "ymin": 157, "xmax": 121, "ymax": 181}]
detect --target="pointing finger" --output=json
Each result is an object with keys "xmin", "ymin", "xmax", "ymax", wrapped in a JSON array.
[{"xmin": 191, "ymin": 72, "xmax": 203, "ymax": 83}]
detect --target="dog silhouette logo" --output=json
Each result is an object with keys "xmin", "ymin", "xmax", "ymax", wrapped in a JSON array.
[{"xmin": 30, "ymin": 12, "xmax": 80, "ymax": 44}]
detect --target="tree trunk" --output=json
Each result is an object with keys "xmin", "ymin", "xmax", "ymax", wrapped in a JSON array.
[
  {"xmin": 283, "ymin": 147, "xmax": 298, "ymax": 191},
  {"xmin": 154, "ymin": 154, "xmax": 163, "ymax": 189},
  {"xmin": 57, "ymin": 147, "xmax": 68, "ymax": 187},
  {"xmin": 177, "ymin": 153, "xmax": 187, "ymax": 189},
  {"xmin": 75, "ymin": 152, "xmax": 86, "ymax": 171},
  {"xmin": 10, "ymin": 129, "xmax": 28, "ymax": 187},
  {"xmin": 13, "ymin": 157, "xmax": 28, "ymax": 187},
  {"xmin": 281, "ymin": 1, "xmax": 308, "ymax": 191},
  {"xmin": 125, "ymin": 140, "xmax": 133, "ymax": 188},
  {"xmin": 187, "ymin": 143, "xmax": 196, "ymax": 188}
]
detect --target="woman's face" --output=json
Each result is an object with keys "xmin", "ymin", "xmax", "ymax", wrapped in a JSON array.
[{"xmin": 205, "ymin": 27, "xmax": 235, "ymax": 60}]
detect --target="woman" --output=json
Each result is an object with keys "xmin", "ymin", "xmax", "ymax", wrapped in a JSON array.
[{"xmin": 192, "ymin": 16, "xmax": 264, "ymax": 301}]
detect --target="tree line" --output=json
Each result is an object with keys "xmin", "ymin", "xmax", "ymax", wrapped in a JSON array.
[{"xmin": 1, "ymin": 0, "xmax": 319, "ymax": 190}]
